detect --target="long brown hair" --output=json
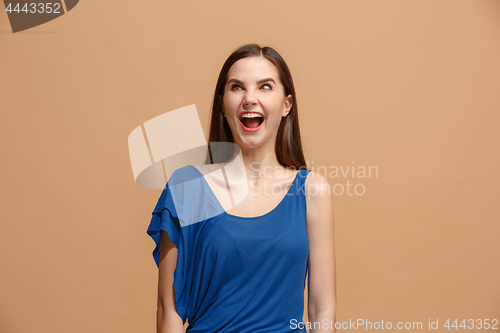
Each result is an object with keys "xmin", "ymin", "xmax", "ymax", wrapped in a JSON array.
[{"xmin": 206, "ymin": 44, "xmax": 308, "ymax": 170}]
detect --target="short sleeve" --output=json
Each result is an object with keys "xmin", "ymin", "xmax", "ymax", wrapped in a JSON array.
[
  {"xmin": 146, "ymin": 181, "xmax": 188, "ymax": 323},
  {"xmin": 146, "ymin": 165, "xmax": 223, "ymax": 324},
  {"xmin": 147, "ymin": 181, "xmax": 181, "ymax": 264}
]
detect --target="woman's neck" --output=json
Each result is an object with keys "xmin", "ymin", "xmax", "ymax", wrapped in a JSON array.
[{"xmin": 236, "ymin": 145, "xmax": 287, "ymax": 183}]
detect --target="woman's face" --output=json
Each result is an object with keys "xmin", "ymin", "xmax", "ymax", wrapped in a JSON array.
[{"xmin": 222, "ymin": 56, "xmax": 292, "ymax": 151}]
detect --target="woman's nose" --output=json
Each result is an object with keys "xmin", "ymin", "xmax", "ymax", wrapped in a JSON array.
[{"xmin": 242, "ymin": 90, "xmax": 258, "ymax": 106}]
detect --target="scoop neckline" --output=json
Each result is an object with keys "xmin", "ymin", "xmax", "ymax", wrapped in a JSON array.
[{"xmin": 188, "ymin": 165, "xmax": 302, "ymax": 220}]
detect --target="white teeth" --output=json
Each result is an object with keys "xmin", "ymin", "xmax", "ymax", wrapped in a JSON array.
[{"xmin": 240, "ymin": 112, "xmax": 263, "ymax": 118}]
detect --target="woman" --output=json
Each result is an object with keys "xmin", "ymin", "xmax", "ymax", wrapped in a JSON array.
[{"xmin": 148, "ymin": 44, "xmax": 336, "ymax": 332}]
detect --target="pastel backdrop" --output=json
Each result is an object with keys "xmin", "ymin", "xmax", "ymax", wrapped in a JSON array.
[{"xmin": 1, "ymin": 0, "xmax": 499, "ymax": 332}]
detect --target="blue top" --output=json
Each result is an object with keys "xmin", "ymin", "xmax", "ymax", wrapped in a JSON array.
[{"xmin": 147, "ymin": 165, "xmax": 311, "ymax": 332}]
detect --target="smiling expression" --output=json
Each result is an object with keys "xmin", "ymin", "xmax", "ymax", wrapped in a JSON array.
[{"xmin": 222, "ymin": 56, "xmax": 293, "ymax": 150}]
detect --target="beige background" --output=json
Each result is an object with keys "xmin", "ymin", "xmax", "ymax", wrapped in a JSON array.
[{"xmin": 1, "ymin": 0, "xmax": 499, "ymax": 332}]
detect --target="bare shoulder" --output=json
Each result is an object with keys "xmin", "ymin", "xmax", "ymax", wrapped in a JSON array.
[
  {"xmin": 304, "ymin": 170, "xmax": 332, "ymax": 198},
  {"xmin": 304, "ymin": 170, "xmax": 334, "ymax": 228}
]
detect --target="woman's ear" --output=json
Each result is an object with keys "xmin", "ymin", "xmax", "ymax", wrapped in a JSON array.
[{"xmin": 282, "ymin": 94, "xmax": 293, "ymax": 117}]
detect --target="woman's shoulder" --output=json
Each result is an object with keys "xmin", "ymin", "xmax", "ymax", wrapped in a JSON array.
[
  {"xmin": 167, "ymin": 164, "xmax": 202, "ymax": 187},
  {"xmin": 304, "ymin": 170, "xmax": 329, "ymax": 190},
  {"xmin": 304, "ymin": 170, "xmax": 332, "ymax": 206},
  {"xmin": 304, "ymin": 170, "xmax": 334, "ymax": 229}
]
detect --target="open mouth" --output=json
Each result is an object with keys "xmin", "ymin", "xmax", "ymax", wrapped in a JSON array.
[{"xmin": 239, "ymin": 112, "xmax": 264, "ymax": 131}]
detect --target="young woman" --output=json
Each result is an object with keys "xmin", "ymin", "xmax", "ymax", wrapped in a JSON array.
[{"xmin": 148, "ymin": 44, "xmax": 336, "ymax": 332}]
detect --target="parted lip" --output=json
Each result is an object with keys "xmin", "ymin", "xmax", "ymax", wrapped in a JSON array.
[{"xmin": 239, "ymin": 111, "xmax": 264, "ymax": 118}]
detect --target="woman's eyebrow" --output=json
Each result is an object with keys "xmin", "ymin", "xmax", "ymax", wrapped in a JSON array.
[{"xmin": 227, "ymin": 78, "xmax": 276, "ymax": 85}]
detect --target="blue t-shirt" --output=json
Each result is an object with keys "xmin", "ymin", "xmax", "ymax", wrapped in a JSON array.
[{"xmin": 147, "ymin": 165, "xmax": 311, "ymax": 332}]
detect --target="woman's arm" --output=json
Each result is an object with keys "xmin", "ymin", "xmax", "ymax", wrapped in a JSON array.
[
  {"xmin": 305, "ymin": 172, "xmax": 337, "ymax": 332},
  {"xmin": 157, "ymin": 230, "xmax": 185, "ymax": 333}
]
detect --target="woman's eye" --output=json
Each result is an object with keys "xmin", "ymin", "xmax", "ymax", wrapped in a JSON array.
[
  {"xmin": 230, "ymin": 84, "xmax": 242, "ymax": 90},
  {"xmin": 261, "ymin": 84, "xmax": 272, "ymax": 90}
]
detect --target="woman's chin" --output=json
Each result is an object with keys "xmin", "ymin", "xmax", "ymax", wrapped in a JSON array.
[{"xmin": 235, "ymin": 136, "xmax": 272, "ymax": 151}]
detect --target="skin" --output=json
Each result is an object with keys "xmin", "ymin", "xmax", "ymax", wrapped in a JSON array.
[
  {"xmin": 222, "ymin": 55, "xmax": 292, "ymax": 180},
  {"xmin": 220, "ymin": 55, "xmax": 297, "ymax": 215},
  {"xmin": 157, "ymin": 55, "xmax": 336, "ymax": 332},
  {"xmin": 305, "ymin": 172, "xmax": 337, "ymax": 332}
]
